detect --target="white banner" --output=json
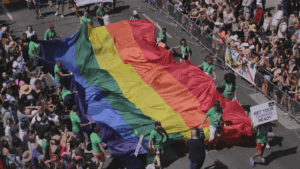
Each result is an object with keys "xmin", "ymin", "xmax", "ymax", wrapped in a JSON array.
[
  {"xmin": 225, "ymin": 47, "xmax": 256, "ymax": 85},
  {"xmin": 76, "ymin": 0, "xmax": 113, "ymax": 7},
  {"xmin": 250, "ymin": 101, "xmax": 277, "ymax": 126},
  {"xmin": 134, "ymin": 135, "xmax": 144, "ymax": 157}
]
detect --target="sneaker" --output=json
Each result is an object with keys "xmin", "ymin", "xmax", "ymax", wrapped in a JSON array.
[
  {"xmin": 35, "ymin": 15, "xmax": 38, "ymax": 19},
  {"xmin": 55, "ymin": 11, "xmax": 58, "ymax": 16},
  {"xmin": 259, "ymin": 157, "xmax": 266, "ymax": 163},
  {"xmin": 61, "ymin": 14, "xmax": 64, "ymax": 18},
  {"xmin": 214, "ymin": 145, "xmax": 219, "ymax": 151},
  {"xmin": 267, "ymin": 132, "xmax": 274, "ymax": 137},
  {"xmin": 250, "ymin": 157, "xmax": 255, "ymax": 167},
  {"xmin": 28, "ymin": 8, "xmax": 31, "ymax": 11},
  {"xmin": 40, "ymin": 15, "xmax": 43, "ymax": 19},
  {"xmin": 50, "ymin": 3, "xmax": 53, "ymax": 7},
  {"xmin": 283, "ymin": 113, "xmax": 289, "ymax": 116},
  {"xmin": 265, "ymin": 144, "xmax": 270, "ymax": 149}
]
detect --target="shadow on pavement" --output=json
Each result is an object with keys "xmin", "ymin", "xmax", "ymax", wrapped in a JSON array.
[
  {"xmin": 204, "ymin": 160, "xmax": 229, "ymax": 169},
  {"xmin": 268, "ymin": 136, "xmax": 284, "ymax": 147},
  {"xmin": 256, "ymin": 146, "xmax": 298, "ymax": 166}
]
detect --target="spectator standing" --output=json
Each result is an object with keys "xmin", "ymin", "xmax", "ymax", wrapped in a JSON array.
[
  {"xmin": 199, "ymin": 101, "xmax": 225, "ymax": 152},
  {"xmin": 272, "ymin": 4, "xmax": 283, "ymax": 30},
  {"xmin": 254, "ymin": 3, "xmax": 264, "ymax": 29},
  {"xmin": 278, "ymin": 16, "xmax": 288, "ymax": 42},
  {"xmin": 263, "ymin": 11, "xmax": 272, "ymax": 35},
  {"xmin": 96, "ymin": 4, "xmax": 106, "ymax": 26},
  {"xmin": 2, "ymin": 101, "xmax": 11, "ymax": 128},
  {"xmin": 233, "ymin": 0, "xmax": 242, "ymax": 23},
  {"xmin": 28, "ymin": 35, "xmax": 41, "ymax": 67},
  {"xmin": 33, "ymin": 0, "xmax": 42, "ymax": 19},
  {"xmin": 25, "ymin": 25, "xmax": 35, "ymax": 39},
  {"xmin": 20, "ymin": 33, "xmax": 30, "ymax": 62},
  {"xmin": 250, "ymin": 118, "xmax": 278, "ymax": 166},
  {"xmin": 80, "ymin": 10, "xmax": 94, "ymax": 27},
  {"xmin": 90, "ymin": 126, "xmax": 110, "ymax": 169},
  {"xmin": 44, "ymin": 24, "xmax": 56, "ymax": 40},
  {"xmin": 186, "ymin": 129, "xmax": 205, "ymax": 169},
  {"xmin": 6, "ymin": 147, "xmax": 25, "ymax": 169},
  {"xmin": 130, "ymin": 10, "xmax": 140, "ymax": 20},
  {"xmin": 55, "ymin": 0, "xmax": 65, "ymax": 18},
  {"xmin": 243, "ymin": 0, "xmax": 251, "ymax": 21}
]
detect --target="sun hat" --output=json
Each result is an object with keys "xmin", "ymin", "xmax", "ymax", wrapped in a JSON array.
[
  {"xmin": 22, "ymin": 150, "xmax": 33, "ymax": 163},
  {"xmin": 20, "ymin": 84, "xmax": 32, "ymax": 95}
]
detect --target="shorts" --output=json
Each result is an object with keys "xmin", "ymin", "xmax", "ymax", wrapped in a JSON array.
[
  {"xmin": 26, "ymin": 0, "xmax": 31, "ymax": 2},
  {"xmin": 56, "ymin": 0, "xmax": 64, "ymax": 5},
  {"xmin": 92, "ymin": 151, "xmax": 105, "ymax": 162},
  {"xmin": 256, "ymin": 141, "xmax": 266, "ymax": 151},
  {"xmin": 209, "ymin": 125, "xmax": 222, "ymax": 140},
  {"xmin": 34, "ymin": 1, "xmax": 41, "ymax": 7},
  {"xmin": 263, "ymin": 75, "xmax": 271, "ymax": 81},
  {"xmin": 243, "ymin": 12, "xmax": 250, "ymax": 20},
  {"xmin": 73, "ymin": 130, "xmax": 84, "ymax": 141},
  {"xmin": 181, "ymin": 54, "xmax": 189, "ymax": 60},
  {"xmin": 152, "ymin": 146, "xmax": 164, "ymax": 155},
  {"xmin": 55, "ymin": 79, "xmax": 62, "ymax": 88}
]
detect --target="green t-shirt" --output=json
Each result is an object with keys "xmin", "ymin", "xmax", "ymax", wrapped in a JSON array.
[
  {"xmin": 222, "ymin": 80, "xmax": 237, "ymax": 98},
  {"xmin": 159, "ymin": 28, "xmax": 166, "ymax": 43},
  {"xmin": 54, "ymin": 64, "xmax": 61, "ymax": 81},
  {"xmin": 256, "ymin": 124, "xmax": 268, "ymax": 143},
  {"xmin": 90, "ymin": 133, "xmax": 102, "ymax": 153},
  {"xmin": 44, "ymin": 29, "xmax": 56, "ymax": 40},
  {"xmin": 145, "ymin": 154, "xmax": 157, "ymax": 169},
  {"xmin": 179, "ymin": 45, "xmax": 190, "ymax": 55},
  {"xmin": 206, "ymin": 107, "xmax": 223, "ymax": 127},
  {"xmin": 80, "ymin": 15, "xmax": 93, "ymax": 25},
  {"xmin": 201, "ymin": 61, "xmax": 215, "ymax": 75},
  {"xmin": 96, "ymin": 8, "xmax": 105, "ymax": 18},
  {"xmin": 70, "ymin": 112, "xmax": 81, "ymax": 132},
  {"xmin": 61, "ymin": 90, "xmax": 72, "ymax": 100},
  {"xmin": 42, "ymin": 139, "xmax": 49, "ymax": 153},
  {"xmin": 129, "ymin": 16, "xmax": 140, "ymax": 20},
  {"xmin": 149, "ymin": 128, "xmax": 165, "ymax": 148},
  {"xmin": 28, "ymin": 41, "xmax": 40, "ymax": 56}
]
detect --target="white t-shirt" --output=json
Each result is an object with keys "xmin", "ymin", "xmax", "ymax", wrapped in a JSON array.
[
  {"xmin": 30, "ymin": 78, "xmax": 37, "ymax": 88},
  {"xmin": 278, "ymin": 22, "xmax": 287, "ymax": 39},
  {"xmin": 272, "ymin": 11, "xmax": 283, "ymax": 26},
  {"xmin": 25, "ymin": 30, "xmax": 35, "ymax": 38},
  {"xmin": 5, "ymin": 125, "xmax": 11, "ymax": 136}
]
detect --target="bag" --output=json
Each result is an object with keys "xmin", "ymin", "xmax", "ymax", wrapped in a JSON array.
[{"xmin": 216, "ymin": 126, "xmax": 222, "ymax": 134}]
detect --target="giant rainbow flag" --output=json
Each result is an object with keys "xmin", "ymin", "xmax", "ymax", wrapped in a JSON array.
[{"xmin": 40, "ymin": 20, "xmax": 252, "ymax": 167}]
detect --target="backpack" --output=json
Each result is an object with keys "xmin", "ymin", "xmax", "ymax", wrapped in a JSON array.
[{"xmin": 32, "ymin": 115, "xmax": 42, "ymax": 130}]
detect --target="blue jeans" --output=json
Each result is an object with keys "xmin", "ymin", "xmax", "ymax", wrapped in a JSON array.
[
  {"xmin": 190, "ymin": 161, "xmax": 203, "ymax": 169},
  {"xmin": 29, "ymin": 55, "xmax": 39, "ymax": 67}
]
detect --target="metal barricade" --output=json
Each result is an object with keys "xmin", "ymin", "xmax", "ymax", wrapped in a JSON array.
[{"xmin": 292, "ymin": 99, "xmax": 300, "ymax": 122}]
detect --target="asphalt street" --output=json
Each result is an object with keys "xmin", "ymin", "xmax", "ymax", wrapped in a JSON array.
[{"xmin": 1, "ymin": 0, "xmax": 300, "ymax": 168}]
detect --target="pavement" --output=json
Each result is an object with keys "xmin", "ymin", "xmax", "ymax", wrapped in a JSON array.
[{"xmin": 1, "ymin": 0, "xmax": 300, "ymax": 169}]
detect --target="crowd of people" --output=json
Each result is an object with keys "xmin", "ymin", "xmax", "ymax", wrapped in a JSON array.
[
  {"xmin": 0, "ymin": 0, "xmax": 290, "ymax": 168},
  {"xmin": 156, "ymin": 0, "xmax": 300, "ymax": 115}
]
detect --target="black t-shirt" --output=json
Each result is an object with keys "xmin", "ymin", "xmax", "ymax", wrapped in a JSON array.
[
  {"xmin": 282, "ymin": 39, "xmax": 292, "ymax": 49},
  {"xmin": 186, "ymin": 139, "xmax": 205, "ymax": 163}
]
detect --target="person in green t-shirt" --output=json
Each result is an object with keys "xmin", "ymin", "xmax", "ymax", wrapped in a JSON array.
[
  {"xmin": 28, "ymin": 35, "xmax": 41, "ymax": 67},
  {"xmin": 129, "ymin": 10, "xmax": 140, "ymax": 20},
  {"xmin": 199, "ymin": 100, "xmax": 226, "ymax": 151},
  {"xmin": 44, "ymin": 24, "xmax": 57, "ymax": 40},
  {"xmin": 96, "ymin": 3, "xmax": 106, "ymax": 26},
  {"xmin": 61, "ymin": 89, "xmax": 78, "ymax": 110},
  {"xmin": 80, "ymin": 10, "xmax": 94, "ymax": 27},
  {"xmin": 169, "ymin": 38, "xmax": 191, "ymax": 63},
  {"xmin": 149, "ymin": 121, "xmax": 168, "ymax": 168},
  {"xmin": 70, "ymin": 105, "xmax": 93, "ymax": 153},
  {"xmin": 217, "ymin": 73, "xmax": 238, "ymax": 101},
  {"xmin": 141, "ymin": 136, "xmax": 161, "ymax": 169},
  {"xmin": 42, "ymin": 132, "xmax": 51, "ymax": 161},
  {"xmin": 199, "ymin": 55, "xmax": 217, "ymax": 80},
  {"xmin": 90, "ymin": 126, "xmax": 110, "ymax": 169},
  {"xmin": 54, "ymin": 60, "xmax": 73, "ymax": 99},
  {"xmin": 250, "ymin": 118, "xmax": 278, "ymax": 167}
]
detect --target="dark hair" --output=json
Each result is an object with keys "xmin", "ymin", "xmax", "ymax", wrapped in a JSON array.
[
  {"xmin": 12, "ymin": 138, "xmax": 21, "ymax": 147},
  {"xmin": 3, "ymin": 101, "xmax": 9, "ymax": 108},
  {"xmin": 277, "ymin": 4, "xmax": 282, "ymax": 10},
  {"xmin": 162, "ymin": 28, "xmax": 166, "ymax": 32},
  {"xmin": 30, "ymin": 35, "xmax": 38, "ymax": 42},
  {"xmin": 21, "ymin": 123, "xmax": 27, "ymax": 130},
  {"xmin": 44, "ymin": 132, "xmax": 50, "ymax": 139},
  {"xmin": 180, "ymin": 38, "xmax": 187, "ymax": 45},
  {"xmin": 155, "ymin": 121, "xmax": 161, "ymax": 127},
  {"xmin": 224, "ymin": 73, "xmax": 236, "ymax": 84},
  {"xmin": 27, "ymin": 25, "xmax": 33, "ymax": 30},
  {"xmin": 94, "ymin": 126, "xmax": 101, "ymax": 133},
  {"xmin": 18, "ymin": 104, "xmax": 25, "ymax": 111},
  {"xmin": 22, "ymin": 33, "xmax": 27, "ymax": 37}
]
